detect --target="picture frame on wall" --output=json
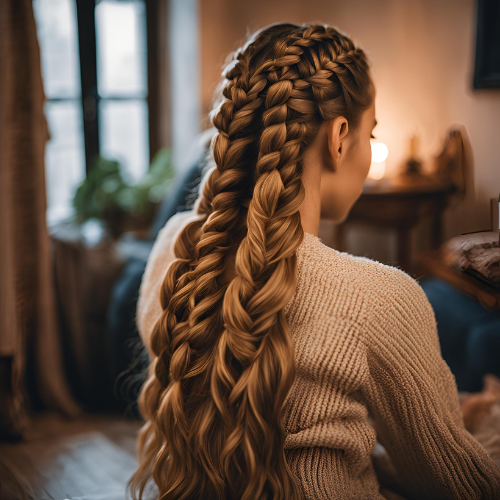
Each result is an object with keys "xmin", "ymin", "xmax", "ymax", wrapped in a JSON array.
[{"xmin": 473, "ymin": 0, "xmax": 500, "ymax": 89}]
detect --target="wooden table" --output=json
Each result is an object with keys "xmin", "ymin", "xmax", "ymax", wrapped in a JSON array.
[
  {"xmin": 50, "ymin": 221, "xmax": 126, "ymax": 411},
  {"xmin": 335, "ymin": 175, "xmax": 458, "ymax": 274}
]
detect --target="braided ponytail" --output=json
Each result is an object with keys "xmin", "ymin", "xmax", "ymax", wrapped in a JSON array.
[{"xmin": 128, "ymin": 22, "xmax": 373, "ymax": 500}]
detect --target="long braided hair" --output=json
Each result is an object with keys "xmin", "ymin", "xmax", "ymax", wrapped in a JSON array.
[{"xmin": 128, "ymin": 22, "xmax": 374, "ymax": 500}]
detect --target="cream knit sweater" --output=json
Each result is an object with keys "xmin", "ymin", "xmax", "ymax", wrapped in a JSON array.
[{"xmin": 136, "ymin": 208, "xmax": 500, "ymax": 500}]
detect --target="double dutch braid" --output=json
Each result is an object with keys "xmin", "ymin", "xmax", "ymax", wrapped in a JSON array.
[{"xmin": 128, "ymin": 22, "xmax": 373, "ymax": 500}]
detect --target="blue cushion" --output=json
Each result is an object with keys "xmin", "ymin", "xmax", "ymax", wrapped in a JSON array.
[{"xmin": 420, "ymin": 277, "xmax": 500, "ymax": 392}]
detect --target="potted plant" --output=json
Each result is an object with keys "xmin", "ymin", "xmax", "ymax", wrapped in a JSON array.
[{"xmin": 73, "ymin": 148, "xmax": 175, "ymax": 239}]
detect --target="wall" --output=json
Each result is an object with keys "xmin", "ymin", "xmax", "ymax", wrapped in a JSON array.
[{"xmin": 198, "ymin": 0, "xmax": 500, "ymax": 262}]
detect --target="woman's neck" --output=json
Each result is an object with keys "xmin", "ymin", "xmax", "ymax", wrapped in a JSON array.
[{"xmin": 299, "ymin": 151, "xmax": 322, "ymax": 237}]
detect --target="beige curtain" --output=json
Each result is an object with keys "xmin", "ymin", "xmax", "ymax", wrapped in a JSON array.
[{"xmin": 0, "ymin": 0, "xmax": 81, "ymax": 439}]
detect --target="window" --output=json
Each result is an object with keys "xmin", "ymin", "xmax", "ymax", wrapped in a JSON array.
[
  {"xmin": 33, "ymin": 0, "xmax": 150, "ymax": 225},
  {"xmin": 96, "ymin": 0, "xmax": 149, "ymax": 183}
]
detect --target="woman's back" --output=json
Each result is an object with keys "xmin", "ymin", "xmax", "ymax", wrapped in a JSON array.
[{"xmin": 136, "ymin": 206, "xmax": 500, "ymax": 499}]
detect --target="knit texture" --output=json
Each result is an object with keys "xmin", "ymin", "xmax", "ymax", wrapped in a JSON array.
[{"xmin": 136, "ymin": 209, "xmax": 500, "ymax": 500}]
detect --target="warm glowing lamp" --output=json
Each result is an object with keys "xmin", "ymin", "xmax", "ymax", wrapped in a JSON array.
[{"xmin": 368, "ymin": 142, "xmax": 388, "ymax": 180}]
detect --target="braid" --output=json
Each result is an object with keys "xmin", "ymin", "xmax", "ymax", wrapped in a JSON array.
[
  {"xmin": 129, "ymin": 41, "xmax": 270, "ymax": 500},
  {"xmin": 212, "ymin": 29, "xmax": 325, "ymax": 500},
  {"xmin": 128, "ymin": 22, "xmax": 373, "ymax": 500}
]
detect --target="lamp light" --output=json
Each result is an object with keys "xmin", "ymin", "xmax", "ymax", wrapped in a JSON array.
[{"xmin": 368, "ymin": 141, "xmax": 388, "ymax": 180}]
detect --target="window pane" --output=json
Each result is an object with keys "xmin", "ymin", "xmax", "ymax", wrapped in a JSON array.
[
  {"xmin": 99, "ymin": 99, "xmax": 149, "ymax": 183},
  {"xmin": 44, "ymin": 101, "xmax": 86, "ymax": 224},
  {"xmin": 33, "ymin": 0, "xmax": 81, "ymax": 99},
  {"xmin": 95, "ymin": 0, "xmax": 148, "ymax": 97}
]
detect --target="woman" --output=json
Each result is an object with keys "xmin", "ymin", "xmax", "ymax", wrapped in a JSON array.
[{"xmin": 128, "ymin": 22, "xmax": 500, "ymax": 500}]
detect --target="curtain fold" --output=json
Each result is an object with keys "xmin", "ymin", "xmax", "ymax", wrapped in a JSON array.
[{"xmin": 0, "ymin": 0, "xmax": 81, "ymax": 439}]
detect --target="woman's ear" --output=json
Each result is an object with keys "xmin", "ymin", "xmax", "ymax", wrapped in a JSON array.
[{"xmin": 327, "ymin": 117, "xmax": 349, "ymax": 171}]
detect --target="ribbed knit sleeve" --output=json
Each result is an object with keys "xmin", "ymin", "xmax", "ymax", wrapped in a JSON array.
[{"xmin": 360, "ymin": 267, "xmax": 500, "ymax": 499}]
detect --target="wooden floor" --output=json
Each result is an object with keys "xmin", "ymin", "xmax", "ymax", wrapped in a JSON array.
[
  {"xmin": 2, "ymin": 406, "xmax": 498, "ymax": 499},
  {"xmin": 0, "ymin": 412, "xmax": 158, "ymax": 500}
]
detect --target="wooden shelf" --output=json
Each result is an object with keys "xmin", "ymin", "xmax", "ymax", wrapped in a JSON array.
[
  {"xmin": 417, "ymin": 249, "xmax": 500, "ymax": 311},
  {"xmin": 336, "ymin": 177, "xmax": 457, "ymax": 274}
]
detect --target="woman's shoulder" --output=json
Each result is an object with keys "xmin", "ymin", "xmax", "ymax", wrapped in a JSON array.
[
  {"xmin": 294, "ymin": 232, "xmax": 434, "ymax": 331},
  {"xmin": 299, "ymin": 231, "xmax": 416, "ymax": 280},
  {"xmin": 156, "ymin": 208, "xmax": 201, "ymax": 245},
  {"xmin": 141, "ymin": 210, "xmax": 197, "ymax": 289},
  {"xmin": 136, "ymin": 209, "xmax": 202, "ymax": 355},
  {"xmin": 145, "ymin": 208, "xmax": 204, "ymax": 273},
  {"xmin": 299, "ymin": 232, "xmax": 426, "ymax": 295}
]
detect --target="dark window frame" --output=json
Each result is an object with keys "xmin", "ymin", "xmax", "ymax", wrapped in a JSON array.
[
  {"xmin": 75, "ymin": 0, "xmax": 99, "ymax": 174},
  {"xmin": 73, "ymin": 0, "xmax": 158, "ymax": 174}
]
